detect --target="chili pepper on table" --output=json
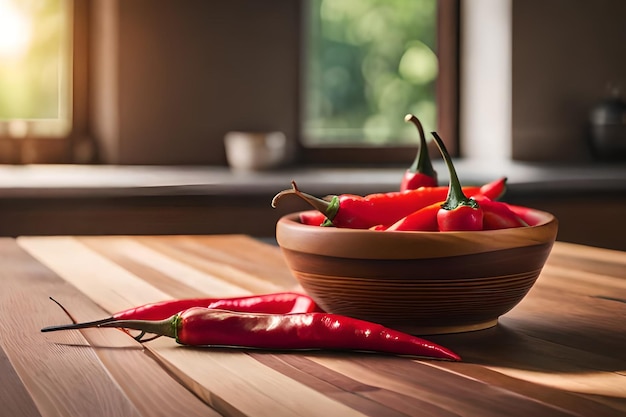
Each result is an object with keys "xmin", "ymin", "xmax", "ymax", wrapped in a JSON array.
[
  {"xmin": 401, "ymin": 114, "xmax": 438, "ymax": 190},
  {"xmin": 41, "ymin": 307, "xmax": 461, "ymax": 361},
  {"xmin": 273, "ymin": 177, "xmax": 507, "ymax": 230},
  {"xmin": 431, "ymin": 132, "xmax": 483, "ymax": 231},
  {"xmin": 46, "ymin": 292, "xmax": 322, "ymax": 329}
]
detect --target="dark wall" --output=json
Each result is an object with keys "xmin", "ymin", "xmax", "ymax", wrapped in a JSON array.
[
  {"xmin": 92, "ymin": 0, "xmax": 301, "ymax": 165},
  {"xmin": 512, "ymin": 0, "xmax": 626, "ymax": 161}
]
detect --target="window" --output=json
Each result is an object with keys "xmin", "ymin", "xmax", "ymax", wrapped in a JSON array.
[
  {"xmin": 0, "ymin": 0, "xmax": 86, "ymax": 163},
  {"xmin": 0, "ymin": 0, "xmax": 72, "ymax": 136},
  {"xmin": 300, "ymin": 0, "xmax": 459, "ymax": 162}
]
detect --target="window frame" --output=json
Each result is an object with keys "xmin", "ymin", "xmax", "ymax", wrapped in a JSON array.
[
  {"xmin": 296, "ymin": 0, "xmax": 459, "ymax": 165},
  {"xmin": 0, "ymin": 0, "xmax": 89, "ymax": 164}
]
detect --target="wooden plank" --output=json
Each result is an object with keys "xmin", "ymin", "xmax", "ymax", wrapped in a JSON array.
[
  {"xmin": 502, "ymin": 285, "xmax": 626, "ymax": 359},
  {"xmin": 17, "ymin": 236, "xmax": 172, "ymax": 314},
  {"xmin": 8, "ymin": 238, "xmax": 219, "ymax": 417},
  {"xmin": 77, "ymin": 236, "xmax": 252, "ymax": 298},
  {"xmin": 250, "ymin": 353, "xmax": 460, "ymax": 417},
  {"xmin": 547, "ymin": 242, "xmax": 626, "ymax": 279},
  {"xmin": 302, "ymin": 354, "xmax": 591, "ymax": 417},
  {"xmin": 0, "ymin": 239, "xmax": 142, "ymax": 417},
  {"xmin": 133, "ymin": 235, "xmax": 301, "ymax": 292},
  {"xmin": 426, "ymin": 323, "xmax": 626, "ymax": 414},
  {"xmin": 0, "ymin": 344, "xmax": 42, "ymax": 417},
  {"xmin": 16, "ymin": 236, "xmax": 626, "ymax": 416},
  {"xmin": 146, "ymin": 339, "xmax": 369, "ymax": 417},
  {"xmin": 17, "ymin": 236, "xmax": 370, "ymax": 417}
]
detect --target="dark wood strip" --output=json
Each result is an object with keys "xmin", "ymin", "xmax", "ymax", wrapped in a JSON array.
[
  {"xmin": 0, "ymin": 345, "xmax": 42, "ymax": 417},
  {"xmin": 427, "ymin": 324, "xmax": 626, "ymax": 414},
  {"xmin": 293, "ymin": 353, "xmax": 584, "ymax": 417},
  {"xmin": 249, "ymin": 352, "xmax": 449, "ymax": 417},
  {"xmin": 425, "ymin": 361, "xmax": 626, "ymax": 417}
]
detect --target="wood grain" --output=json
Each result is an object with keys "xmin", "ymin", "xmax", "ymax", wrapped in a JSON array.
[{"xmin": 8, "ymin": 236, "xmax": 626, "ymax": 417}]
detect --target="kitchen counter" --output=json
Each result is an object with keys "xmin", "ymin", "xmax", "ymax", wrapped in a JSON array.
[{"xmin": 0, "ymin": 162, "xmax": 623, "ymax": 249}]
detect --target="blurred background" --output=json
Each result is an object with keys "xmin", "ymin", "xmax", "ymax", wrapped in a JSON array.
[{"xmin": 0, "ymin": 0, "xmax": 624, "ymax": 249}]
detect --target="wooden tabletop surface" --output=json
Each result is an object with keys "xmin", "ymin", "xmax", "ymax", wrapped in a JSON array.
[{"xmin": 1, "ymin": 235, "xmax": 624, "ymax": 417}]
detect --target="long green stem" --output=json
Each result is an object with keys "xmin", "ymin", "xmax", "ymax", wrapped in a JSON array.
[
  {"xmin": 271, "ymin": 181, "xmax": 338, "ymax": 221},
  {"xmin": 430, "ymin": 132, "xmax": 476, "ymax": 210},
  {"xmin": 405, "ymin": 114, "xmax": 436, "ymax": 177}
]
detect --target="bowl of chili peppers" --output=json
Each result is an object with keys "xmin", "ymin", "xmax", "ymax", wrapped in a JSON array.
[{"xmin": 273, "ymin": 119, "xmax": 558, "ymax": 335}]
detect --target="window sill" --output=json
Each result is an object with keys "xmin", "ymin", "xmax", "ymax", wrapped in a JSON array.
[{"xmin": 0, "ymin": 160, "xmax": 622, "ymax": 199}]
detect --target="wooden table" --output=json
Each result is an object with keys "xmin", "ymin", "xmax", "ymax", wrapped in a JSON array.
[{"xmin": 1, "ymin": 235, "xmax": 625, "ymax": 417}]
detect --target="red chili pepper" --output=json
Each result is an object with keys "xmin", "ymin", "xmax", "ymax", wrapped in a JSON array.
[
  {"xmin": 478, "ymin": 176, "xmax": 507, "ymax": 201},
  {"xmin": 44, "ymin": 292, "xmax": 322, "ymax": 329},
  {"xmin": 401, "ymin": 114, "xmax": 438, "ymax": 190},
  {"xmin": 273, "ymin": 178, "xmax": 506, "ymax": 230},
  {"xmin": 505, "ymin": 203, "xmax": 548, "ymax": 226},
  {"xmin": 299, "ymin": 210, "xmax": 327, "ymax": 226},
  {"xmin": 385, "ymin": 201, "xmax": 443, "ymax": 231},
  {"xmin": 431, "ymin": 132, "xmax": 483, "ymax": 231},
  {"xmin": 42, "ymin": 307, "xmax": 461, "ymax": 361},
  {"xmin": 472, "ymin": 195, "xmax": 529, "ymax": 230}
]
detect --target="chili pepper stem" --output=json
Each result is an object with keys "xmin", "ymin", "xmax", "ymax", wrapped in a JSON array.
[
  {"xmin": 41, "ymin": 317, "xmax": 117, "ymax": 332},
  {"xmin": 405, "ymin": 114, "xmax": 436, "ymax": 179},
  {"xmin": 99, "ymin": 317, "xmax": 178, "ymax": 340},
  {"xmin": 272, "ymin": 181, "xmax": 339, "ymax": 222},
  {"xmin": 42, "ymin": 316, "xmax": 179, "ymax": 341},
  {"xmin": 431, "ymin": 132, "xmax": 477, "ymax": 211}
]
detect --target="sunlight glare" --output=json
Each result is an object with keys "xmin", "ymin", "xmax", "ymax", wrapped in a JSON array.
[{"xmin": 0, "ymin": 0, "xmax": 32, "ymax": 58}]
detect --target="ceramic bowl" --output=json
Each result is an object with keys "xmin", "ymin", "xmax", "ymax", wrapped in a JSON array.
[{"xmin": 276, "ymin": 209, "xmax": 558, "ymax": 335}]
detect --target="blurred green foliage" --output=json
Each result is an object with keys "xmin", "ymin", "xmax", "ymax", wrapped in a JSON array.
[
  {"xmin": 303, "ymin": 0, "xmax": 438, "ymax": 146},
  {"xmin": 0, "ymin": 0, "xmax": 67, "ymax": 120}
]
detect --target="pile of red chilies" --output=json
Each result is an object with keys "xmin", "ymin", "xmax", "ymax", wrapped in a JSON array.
[
  {"xmin": 41, "ymin": 292, "xmax": 460, "ymax": 361},
  {"xmin": 272, "ymin": 114, "xmax": 532, "ymax": 232}
]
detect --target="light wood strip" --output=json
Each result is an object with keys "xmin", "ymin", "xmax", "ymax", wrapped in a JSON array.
[
  {"xmin": 78, "ymin": 236, "xmax": 252, "ymax": 297},
  {"xmin": 17, "ymin": 236, "xmax": 172, "ymax": 314},
  {"xmin": 133, "ymin": 235, "xmax": 300, "ymax": 292},
  {"xmin": 146, "ymin": 338, "xmax": 369, "ymax": 417},
  {"xmin": 551, "ymin": 241, "xmax": 626, "ymax": 266},
  {"xmin": 548, "ymin": 242, "xmax": 626, "ymax": 279},
  {"xmin": 539, "ymin": 264, "xmax": 626, "ymax": 294},
  {"xmin": 73, "ymin": 237, "xmax": 206, "ymax": 300}
]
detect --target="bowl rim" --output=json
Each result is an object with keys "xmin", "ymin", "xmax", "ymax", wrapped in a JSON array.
[{"xmin": 276, "ymin": 208, "xmax": 558, "ymax": 259}]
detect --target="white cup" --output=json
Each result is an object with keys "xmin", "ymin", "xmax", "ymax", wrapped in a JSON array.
[{"xmin": 224, "ymin": 131, "xmax": 287, "ymax": 171}]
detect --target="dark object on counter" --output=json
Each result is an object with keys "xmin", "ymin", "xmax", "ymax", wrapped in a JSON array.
[{"xmin": 589, "ymin": 88, "xmax": 626, "ymax": 160}]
